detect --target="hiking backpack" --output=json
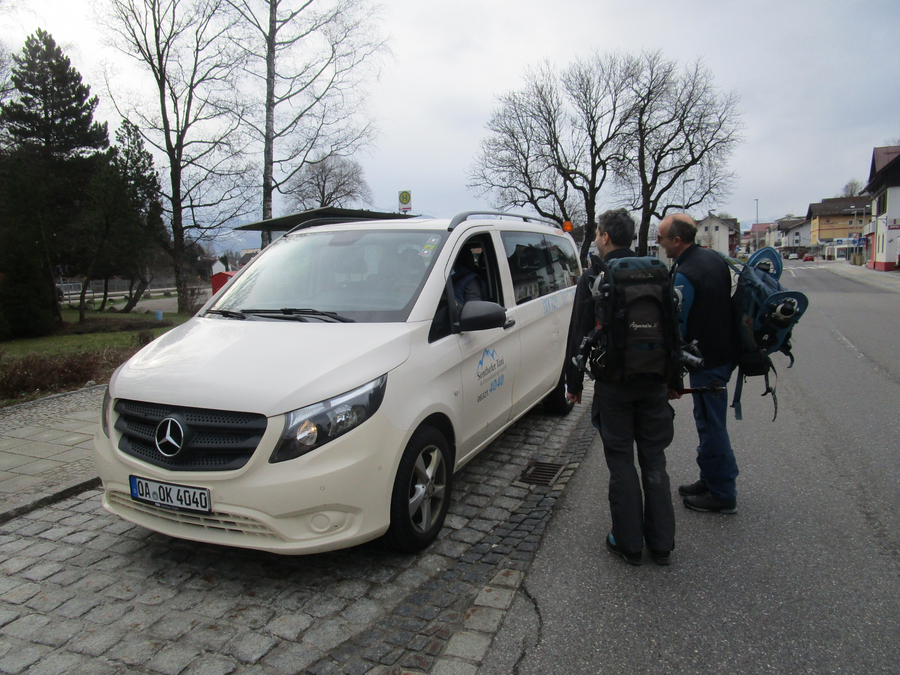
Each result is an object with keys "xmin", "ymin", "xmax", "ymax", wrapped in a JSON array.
[
  {"xmin": 722, "ymin": 247, "xmax": 809, "ymax": 420},
  {"xmin": 577, "ymin": 255, "xmax": 687, "ymax": 384}
]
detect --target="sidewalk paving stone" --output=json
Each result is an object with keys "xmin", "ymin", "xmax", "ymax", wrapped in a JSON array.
[{"xmin": 0, "ymin": 377, "xmax": 599, "ymax": 674}]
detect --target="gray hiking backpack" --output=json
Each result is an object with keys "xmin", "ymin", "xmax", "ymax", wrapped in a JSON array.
[{"xmin": 574, "ymin": 255, "xmax": 692, "ymax": 384}]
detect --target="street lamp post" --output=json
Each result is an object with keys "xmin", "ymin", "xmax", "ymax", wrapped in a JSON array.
[{"xmin": 754, "ymin": 199, "xmax": 759, "ymax": 252}]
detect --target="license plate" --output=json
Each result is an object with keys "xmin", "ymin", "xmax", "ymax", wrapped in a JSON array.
[{"xmin": 129, "ymin": 476, "xmax": 211, "ymax": 514}]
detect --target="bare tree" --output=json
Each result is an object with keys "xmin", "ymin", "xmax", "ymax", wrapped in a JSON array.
[
  {"xmin": 0, "ymin": 0, "xmax": 17, "ymax": 105},
  {"xmin": 470, "ymin": 54, "xmax": 633, "ymax": 262},
  {"xmin": 615, "ymin": 52, "xmax": 743, "ymax": 254},
  {"xmin": 100, "ymin": 0, "xmax": 255, "ymax": 313},
  {"xmin": 838, "ymin": 179, "xmax": 862, "ymax": 197},
  {"xmin": 0, "ymin": 44, "xmax": 13, "ymax": 104},
  {"xmin": 472, "ymin": 51, "xmax": 741, "ymax": 258},
  {"xmin": 287, "ymin": 154, "xmax": 372, "ymax": 210},
  {"xmin": 226, "ymin": 0, "xmax": 387, "ymax": 243}
]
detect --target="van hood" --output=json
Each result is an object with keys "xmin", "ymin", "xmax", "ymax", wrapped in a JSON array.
[{"xmin": 110, "ymin": 318, "xmax": 412, "ymax": 416}]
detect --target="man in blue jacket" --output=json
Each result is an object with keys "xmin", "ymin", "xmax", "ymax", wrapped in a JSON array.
[{"xmin": 658, "ymin": 214, "xmax": 739, "ymax": 514}]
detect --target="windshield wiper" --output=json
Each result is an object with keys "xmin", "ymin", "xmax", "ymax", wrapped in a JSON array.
[
  {"xmin": 241, "ymin": 308, "xmax": 355, "ymax": 323},
  {"xmin": 204, "ymin": 308, "xmax": 247, "ymax": 320}
]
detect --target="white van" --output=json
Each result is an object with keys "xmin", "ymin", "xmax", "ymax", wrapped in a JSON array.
[{"xmin": 93, "ymin": 212, "xmax": 581, "ymax": 554}]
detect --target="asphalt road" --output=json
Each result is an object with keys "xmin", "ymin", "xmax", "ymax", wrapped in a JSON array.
[{"xmin": 481, "ymin": 262, "xmax": 900, "ymax": 674}]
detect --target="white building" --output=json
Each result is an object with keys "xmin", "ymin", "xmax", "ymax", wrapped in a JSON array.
[
  {"xmin": 862, "ymin": 146, "xmax": 900, "ymax": 271},
  {"xmin": 696, "ymin": 214, "xmax": 741, "ymax": 256},
  {"xmin": 774, "ymin": 216, "xmax": 811, "ymax": 254}
]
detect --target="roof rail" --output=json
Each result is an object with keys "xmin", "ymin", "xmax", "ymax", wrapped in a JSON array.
[{"xmin": 447, "ymin": 211, "xmax": 561, "ymax": 231}]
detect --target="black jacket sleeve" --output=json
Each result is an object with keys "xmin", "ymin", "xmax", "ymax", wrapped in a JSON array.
[{"xmin": 563, "ymin": 264, "xmax": 598, "ymax": 396}]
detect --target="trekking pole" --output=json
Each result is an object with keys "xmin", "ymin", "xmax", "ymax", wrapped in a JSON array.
[{"xmin": 673, "ymin": 382, "xmax": 726, "ymax": 395}]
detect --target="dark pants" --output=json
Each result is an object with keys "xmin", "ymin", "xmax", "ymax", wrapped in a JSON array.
[
  {"xmin": 689, "ymin": 364, "xmax": 739, "ymax": 502},
  {"xmin": 592, "ymin": 381, "xmax": 676, "ymax": 554}
]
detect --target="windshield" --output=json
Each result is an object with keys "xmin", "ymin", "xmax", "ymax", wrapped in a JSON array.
[{"xmin": 209, "ymin": 229, "xmax": 446, "ymax": 322}]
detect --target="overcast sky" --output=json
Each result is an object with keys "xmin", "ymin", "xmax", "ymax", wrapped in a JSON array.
[{"xmin": 3, "ymin": 0, "xmax": 898, "ymax": 232}]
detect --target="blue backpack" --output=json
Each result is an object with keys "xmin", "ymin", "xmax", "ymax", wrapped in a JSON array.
[{"xmin": 722, "ymin": 247, "xmax": 809, "ymax": 420}]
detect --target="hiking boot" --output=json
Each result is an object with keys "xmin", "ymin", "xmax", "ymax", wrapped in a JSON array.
[
  {"xmin": 683, "ymin": 493, "xmax": 737, "ymax": 514},
  {"xmin": 649, "ymin": 549, "xmax": 671, "ymax": 566},
  {"xmin": 606, "ymin": 534, "xmax": 642, "ymax": 566},
  {"xmin": 678, "ymin": 479, "xmax": 709, "ymax": 497}
]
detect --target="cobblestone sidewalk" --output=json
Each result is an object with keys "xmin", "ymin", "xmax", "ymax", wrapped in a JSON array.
[
  {"xmin": 0, "ymin": 388, "xmax": 105, "ymax": 523},
  {"xmin": 0, "ymin": 389, "xmax": 596, "ymax": 675}
]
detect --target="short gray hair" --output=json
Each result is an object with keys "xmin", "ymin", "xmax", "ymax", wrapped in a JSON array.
[{"xmin": 668, "ymin": 215, "xmax": 696, "ymax": 243}]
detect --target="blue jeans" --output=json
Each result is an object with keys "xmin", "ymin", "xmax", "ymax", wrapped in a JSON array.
[{"xmin": 689, "ymin": 364, "xmax": 739, "ymax": 502}]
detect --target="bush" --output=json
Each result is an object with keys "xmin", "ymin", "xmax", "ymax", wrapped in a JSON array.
[
  {"xmin": 59, "ymin": 316, "xmax": 172, "ymax": 335},
  {"xmin": 0, "ymin": 347, "xmax": 134, "ymax": 401},
  {"xmin": 186, "ymin": 285, "xmax": 207, "ymax": 314},
  {"xmin": 132, "ymin": 329, "xmax": 155, "ymax": 348},
  {"xmin": 0, "ymin": 268, "xmax": 58, "ymax": 340}
]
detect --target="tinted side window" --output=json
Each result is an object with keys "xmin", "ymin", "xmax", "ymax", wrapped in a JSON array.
[
  {"xmin": 501, "ymin": 232, "xmax": 576, "ymax": 305},
  {"xmin": 544, "ymin": 234, "xmax": 580, "ymax": 291}
]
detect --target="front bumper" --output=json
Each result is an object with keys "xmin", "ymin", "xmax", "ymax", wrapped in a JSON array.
[{"xmin": 93, "ymin": 410, "xmax": 406, "ymax": 554}]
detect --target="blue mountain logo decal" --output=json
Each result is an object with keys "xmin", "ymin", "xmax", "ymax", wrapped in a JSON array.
[{"xmin": 477, "ymin": 348, "xmax": 505, "ymax": 379}]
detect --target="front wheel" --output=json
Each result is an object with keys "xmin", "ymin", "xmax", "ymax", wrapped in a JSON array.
[
  {"xmin": 543, "ymin": 367, "xmax": 575, "ymax": 415},
  {"xmin": 386, "ymin": 426, "xmax": 453, "ymax": 552}
]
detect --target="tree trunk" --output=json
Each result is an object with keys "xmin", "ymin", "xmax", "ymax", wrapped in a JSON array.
[
  {"xmin": 98, "ymin": 277, "xmax": 110, "ymax": 311},
  {"xmin": 259, "ymin": 0, "xmax": 278, "ymax": 250},
  {"xmin": 37, "ymin": 216, "xmax": 64, "ymax": 326},
  {"xmin": 638, "ymin": 204, "xmax": 653, "ymax": 256},
  {"xmin": 580, "ymin": 224, "xmax": 595, "ymax": 266},
  {"xmin": 78, "ymin": 278, "xmax": 91, "ymax": 323},
  {"xmin": 120, "ymin": 276, "xmax": 150, "ymax": 314},
  {"xmin": 168, "ymin": 158, "xmax": 191, "ymax": 314}
]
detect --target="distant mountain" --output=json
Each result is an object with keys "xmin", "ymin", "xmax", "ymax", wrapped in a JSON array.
[{"xmin": 212, "ymin": 229, "xmax": 263, "ymax": 255}]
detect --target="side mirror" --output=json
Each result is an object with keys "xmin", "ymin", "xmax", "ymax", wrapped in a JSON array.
[{"xmin": 458, "ymin": 301, "xmax": 507, "ymax": 332}]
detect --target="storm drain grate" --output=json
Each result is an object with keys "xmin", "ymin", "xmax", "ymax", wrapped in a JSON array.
[{"xmin": 518, "ymin": 461, "xmax": 566, "ymax": 487}]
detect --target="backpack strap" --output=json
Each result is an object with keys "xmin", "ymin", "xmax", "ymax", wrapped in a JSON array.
[
  {"xmin": 731, "ymin": 368, "xmax": 745, "ymax": 421},
  {"xmin": 731, "ymin": 363, "xmax": 779, "ymax": 421},
  {"xmin": 779, "ymin": 337, "xmax": 796, "ymax": 368}
]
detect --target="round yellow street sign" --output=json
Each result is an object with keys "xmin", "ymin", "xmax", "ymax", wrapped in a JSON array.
[{"xmin": 398, "ymin": 191, "xmax": 411, "ymax": 205}]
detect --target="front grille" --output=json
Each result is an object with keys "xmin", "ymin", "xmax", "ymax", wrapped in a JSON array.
[
  {"xmin": 107, "ymin": 490, "xmax": 282, "ymax": 540},
  {"xmin": 114, "ymin": 399, "xmax": 268, "ymax": 471}
]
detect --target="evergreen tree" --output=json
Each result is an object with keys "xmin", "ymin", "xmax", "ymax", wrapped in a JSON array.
[
  {"xmin": 74, "ymin": 119, "xmax": 165, "ymax": 320},
  {"xmin": 0, "ymin": 31, "xmax": 110, "ymax": 337},
  {"xmin": 0, "ymin": 29, "xmax": 108, "ymax": 156}
]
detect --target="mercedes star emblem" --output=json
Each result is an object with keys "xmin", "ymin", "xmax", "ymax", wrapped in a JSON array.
[{"xmin": 155, "ymin": 418, "xmax": 185, "ymax": 457}]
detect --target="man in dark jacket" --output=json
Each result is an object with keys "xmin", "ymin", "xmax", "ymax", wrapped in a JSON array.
[
  {"xmin": 658, "ymin": 213, "xmax": 739, "ymax": 514},
  {"xmin": 565, "ymin": 209, "xmax": 676, "ymax": 566}
]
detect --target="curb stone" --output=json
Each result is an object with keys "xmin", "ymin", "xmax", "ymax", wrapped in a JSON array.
[
  {"xmin": 0, "ymin": 477, "xmax": 101, "ymax": 526},
  {"xmin": 0, "ymin": 387, "xmax": 106, "ymax": 523}
]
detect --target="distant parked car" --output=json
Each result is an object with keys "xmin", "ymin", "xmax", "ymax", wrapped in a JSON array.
[
  {"xmin": 788, "ymin": 253, "xmax": 799, "ymax": 260},
  {"xmin": 803, "ymin": 254, "xmax": 814, "ymax": 262}
]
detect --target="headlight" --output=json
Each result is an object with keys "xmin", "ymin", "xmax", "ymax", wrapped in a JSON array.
[
  {"xmin": 101, "ymin": 387, "xmax": 112, "ymax": 438},
  {"xmin": 270, "ymin": 375, "xmax": 387, "ymax": 463}
]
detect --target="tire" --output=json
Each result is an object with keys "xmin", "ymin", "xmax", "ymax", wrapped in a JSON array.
[
  {"xmin": 543, "ymin": 367, "xmax": 575, "ymax": 415},
  {"xmin": 386, "ymin": 426, "xmax": 453, "ymax": 553}
]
